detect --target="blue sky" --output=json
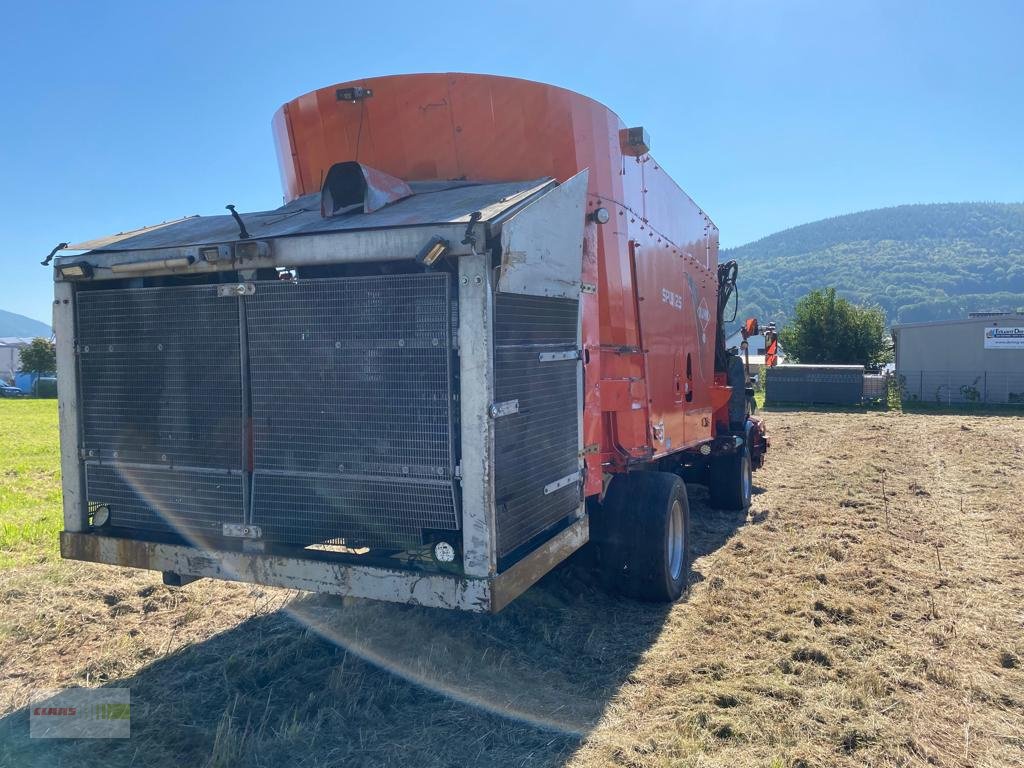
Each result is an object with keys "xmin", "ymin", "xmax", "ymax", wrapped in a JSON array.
[{"xmin": 2, "ymin": 0, "xmax": 1022, "ymax": 325}]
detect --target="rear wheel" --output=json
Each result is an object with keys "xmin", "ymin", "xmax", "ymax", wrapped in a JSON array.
[
  {"xmin": 591, "ymin": 471, "xmax": 690, "ymax": 602},
  {"xmin": 709, "ymin": 442, "xmax": 752, "ymax": 511}
]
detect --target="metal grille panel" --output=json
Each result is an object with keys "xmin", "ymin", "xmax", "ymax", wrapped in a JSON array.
[
  {"xmin": 246, "ymin": 274, "xmax": 458, "ymax": 548},
  {"xmin": 493, "ymin": 294, "xmax": 580, "ymax": 560},
  {"xmin": 77, "ymin": 285, "xmax": 244, "ymax": 541},
  {"xmin": 77, "ymin": 286, "xmax": 243, "ymax": 469},
  {"xmin": 765, "ymin": 364, "xmax": 865, "ymax": 405},
  {"xmin": 252, "ymin": 473, "xmax": 455, "ymax": 548},
  {"xmin": 86, "ymin": 463, "xmax": 243, "ymax": 543}
]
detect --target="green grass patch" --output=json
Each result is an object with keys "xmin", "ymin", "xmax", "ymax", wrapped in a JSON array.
[{"xmin": 0, "ymin": 399, "xmax": 62, "ymax": 568}]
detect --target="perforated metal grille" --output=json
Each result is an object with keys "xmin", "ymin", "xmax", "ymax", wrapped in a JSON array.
[
  {"xmin": 86, "ymin": 463, "xmax": 243, "ymax": 543},
  {"xmin": 77, "ymin": 285, "xmax": 244, "ymax": 540},
  {"xmin": 246, "ymin": 274, "xmax": 458, "ymax": 548},
  {"xmin": 77, "ymin": 286, "xmax": 243, "ymax": 469},
  {"xmin": 253, "ymin": 474, "xmax": 456, "ymax": 548},
  {"xmin": 493, "ymin": 294, "xmax": 580, "ymax": 559}
]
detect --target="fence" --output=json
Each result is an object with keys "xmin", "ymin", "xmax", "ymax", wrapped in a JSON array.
[
  {"xmin": 897, "ymin": 370, "xmax": 1024, "ymax": 406},
  {"xmin": 862, "ymin": 374, "xmax": 889, "ymax": 402}
]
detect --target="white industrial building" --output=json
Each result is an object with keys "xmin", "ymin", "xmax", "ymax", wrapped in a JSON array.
[
  {"xmin": 0, "ymin": 337, "xmax": 34, "ymax": 383},
  {"xmin": 892, "ymin": 312, "xmax": 1024, "ymax": 404}
]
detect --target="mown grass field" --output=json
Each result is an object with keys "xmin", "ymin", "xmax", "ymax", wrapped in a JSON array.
[
  {"xmin": 1, "ymin": 401, "xmax": 1022, "ymax": 767},
  {"xmin": 0, "ymin": 400, "xmax": 61, "ymax": 569}
]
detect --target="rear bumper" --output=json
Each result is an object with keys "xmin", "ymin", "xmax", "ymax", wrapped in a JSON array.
[{"xmin": 60, "ymin": 517, "xmax": 588, "ymax": 614}]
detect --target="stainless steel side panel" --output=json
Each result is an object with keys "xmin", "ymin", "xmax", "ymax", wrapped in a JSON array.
[
  {"xmin": 458, "ymin": 252, "xmax": 497, "ymax": 577},
  {"xmin": 55, "ymin": 281, "xmax": 86, "ymax": 533}
]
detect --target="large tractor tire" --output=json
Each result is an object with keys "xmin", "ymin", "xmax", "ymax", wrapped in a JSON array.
[
  {"xmin": 592, "ymin": 471, "xmax": 690, "ymax": 603},
  {"xmin": 709, "ymin": 441, "xmax": 753, "ymax": 511}
]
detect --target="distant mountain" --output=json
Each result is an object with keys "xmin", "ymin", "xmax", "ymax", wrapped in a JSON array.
[
  {"xmin": 722, "ymin": 202, "xmax": 1024, "ymax": 328},
  {"xmin": 0, "ymin": 309, "xmax": 51, "ymax": 338}
]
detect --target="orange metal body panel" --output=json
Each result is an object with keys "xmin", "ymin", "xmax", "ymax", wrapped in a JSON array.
[{"xmin": 273, "ymin": 74, "xmax": 722, "ymax": 498}]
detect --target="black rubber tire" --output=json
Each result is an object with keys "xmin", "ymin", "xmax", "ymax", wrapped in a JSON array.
[
  {"xmin": 593, "ymin": 471, "xmax": 690, "ymax": 603},
  {"xmin": 709, "ymin": 443, "xmax": 753, "ymax": 511}
]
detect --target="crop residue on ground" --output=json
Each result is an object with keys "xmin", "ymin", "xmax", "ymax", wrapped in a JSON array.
[{"xmin": 1, "ymin": 405, "xmax": 1022, "ymax": 767}]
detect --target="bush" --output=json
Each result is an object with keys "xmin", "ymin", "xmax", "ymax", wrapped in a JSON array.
[{"xmin": 778, "ymin": 288, "xmax": 892, "ymax": 367}]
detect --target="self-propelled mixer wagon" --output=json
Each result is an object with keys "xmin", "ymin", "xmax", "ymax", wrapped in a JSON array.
[{"xmin": 52, "ymin": 74, "xmax": 768, "ymax": 612}]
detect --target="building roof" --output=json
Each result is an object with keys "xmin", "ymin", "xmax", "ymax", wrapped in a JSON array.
[
  {"xmin": 0, "ymin": 337, "xmax": 36, "ymax": 347},
  {"xmin": 892, "ymin": 314, "xmax": 1024, "ymax": 331}
]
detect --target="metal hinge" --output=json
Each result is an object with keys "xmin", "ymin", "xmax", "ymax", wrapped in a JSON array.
[
  {"xmin": 579, "ymin": 443, "xmax": 599, "ymax": 457},
  {"xmin": 488, "ymin": 399, "xmax": 519, "ymax": 418},
  {"xmin": 581, "ymin": 282, "xmax": 597, "ymax": 294},
  {"xmin": 538, "ymin": 349, "xmax": 580, "ymax": 362},
  {"xmin": 544, "ymin": 471, "xmax": 581, "ymax": 495}
]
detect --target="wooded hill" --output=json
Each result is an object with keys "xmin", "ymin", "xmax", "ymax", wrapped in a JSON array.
[{"xmin": 722, "ymin": 202, "xmax": 1024, "ymax": 327}]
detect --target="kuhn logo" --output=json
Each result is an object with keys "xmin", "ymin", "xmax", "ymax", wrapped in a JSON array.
[
  {"xmin": 661, "ymin": 288, "xmax": 683, "ymax": 310},
  {"xmin": 697, "ymin": 298, "xmax": 711, "ymax": 331}
]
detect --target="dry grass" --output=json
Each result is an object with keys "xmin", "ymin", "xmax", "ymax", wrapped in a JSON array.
[{"xmin": 1, "ymin": 408, "xmax": 1023, "ymax": 767}]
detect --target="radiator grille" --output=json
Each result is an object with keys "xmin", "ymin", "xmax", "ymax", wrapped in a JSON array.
[
  {"xmin": 252, "ymin": 474, "xmax": 456, "ymax": 548},
  {"xmin": 74, "ymin": 276, "xmax": 459, "ymax": 551},
  {"xmin": 246, "ymin": 275, "xmax": 458, "ymax": 549},
  {"xmin": 493, "ymin": 294, "xmax": 580, "ymax": 560},
  {"xmin": 77, "ymin": 285, "xmax": 244, "ymax": 539},
  {"xmin": 77, "ymin": 286, "xmax": 243, "ymax": 469},
  {"xmin": 86, "ymin": 463, "xmax": 243, "ymax": 544}
]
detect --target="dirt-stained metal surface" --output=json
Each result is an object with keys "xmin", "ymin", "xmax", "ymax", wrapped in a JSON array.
[
  {"xmin": 490, "ymin": 518, "xmax": 589, "ymax": 613},
  {"xmin": 458, "ymin": 252, "xmax": 499, "ymax": 579},
  {"xmin": 60, "ymin": 532, "xmax": 492, "ymax": 612}
]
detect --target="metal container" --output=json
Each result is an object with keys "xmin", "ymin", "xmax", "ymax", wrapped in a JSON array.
[{"xmin": 765, "ymin": 364, "xmax": 865, "ymax": 405}]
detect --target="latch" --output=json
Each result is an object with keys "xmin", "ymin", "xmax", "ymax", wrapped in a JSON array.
[
  {"xmin": 217, "ymin": 283, "xmax": 255, "ymax": 297},
  {"xmin": 222, "ymin": 523, "xmax": 262, "ymax": 539}
]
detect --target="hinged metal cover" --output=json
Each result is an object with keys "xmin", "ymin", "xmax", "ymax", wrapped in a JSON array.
[{"xmin": 497, "ymin": 170, "xmax": 588, "ymax": 299}]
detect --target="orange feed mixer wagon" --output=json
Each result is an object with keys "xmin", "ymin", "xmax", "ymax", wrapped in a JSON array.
[{"xmin": 53, "ymin": 73, "xmax": 768, "ymax": 612}]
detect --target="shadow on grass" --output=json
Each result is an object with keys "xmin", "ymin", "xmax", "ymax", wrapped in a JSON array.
[{"xmin": 0, "ymin": 485, "xmax": 747, "ymax": 768}]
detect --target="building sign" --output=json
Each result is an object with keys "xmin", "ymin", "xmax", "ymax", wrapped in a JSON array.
[{"xmin": 984, "ymin": 327, "xmax": 1024, "ymax": 349}]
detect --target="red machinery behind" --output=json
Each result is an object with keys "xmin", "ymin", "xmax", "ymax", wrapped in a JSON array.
[{"xmin": 273, "ymin": 73, "xmax": 767, "ymax": 499}]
